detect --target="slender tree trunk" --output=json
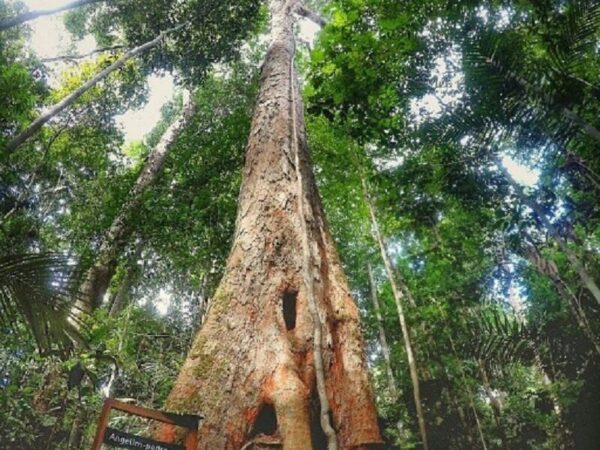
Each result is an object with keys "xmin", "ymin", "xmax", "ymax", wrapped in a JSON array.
[
  {"xmin": 563, "ymin": 108, "xmax": 600, "ymax": 145},
  {"xmin": 498, "ymin": 163, "xmax": 600, "ymax": 307},
  {"xmin": 396, "ymin": 267, "xmax": 417, "ymax": 308},
  {"xmin": 109, "ymin": 239, "xmax": 143, "ymax": 317},
  {"xmin": 367, "ymin": 262, "xmax": 398, "ymax": 400},
  {"xmin": 0, "ymin": 0, "xmax": 104, "ymax": 31},
  {"xmin": 501, "ymin": 263, "xmax": 572, "ymax": 432},
  {"xmin": 470, "ymin": 399, "xmax": 487, "ymax": 450},
  {"xmin": 367, "ymin": 262, "xmax": 404, "ymax": 438},
  {"xmin": 159, "ymin": 2, "xmax": 381, "ymax": 449},
  {"xmin": 361, "ymin": 176, "xmax": 429, "ymax": 450},
  {"xmin": 559, "ymin": 150, "xmax": 600, "ymax": 191},
  {"xmin": 522, "ymin": 242, "xmax": 600, "ymax": 356},
  {"xmin": 104, "ymin": 307, "xmax": 131, "ymax": 401},
  {"xmin": 75, "ymin": 90, "xmax": 194, "ymax": 314},
  {"xmin": 189, "ymin": 275, "xmax": 209, "ymax": 334},
  {"xmin": 444, "ymin": 386, "xmax": 476, "ymax": 448},
  {"xmin": 67, "ymin": 406, "xmax": 87, "ymax": 450},
  {"xmin": 477, "ymin": 362, "xmax": 509, "ymax": 450},
  {"xmin": 5, "ymin": 24, "xmax": 183, "ymax": 152},
  {"xmin": 107, "ymin": 263, "xmax": 135, "ymax": 317},
  {"xmin": 471, "ymin": 401, "xmax": 488, "ymax": 450},
  {"xmin": 446, "ymin": 336, "xmax": 488, "ymax": 450}
]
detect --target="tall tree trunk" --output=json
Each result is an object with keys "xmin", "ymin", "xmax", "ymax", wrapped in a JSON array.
[
  {"xmin": 75, "ymin": 90, "xmax": 194, "ymax": 314},
  {"xmin": 361, "ymin": 176, "xmax": 429, "ymax": 450},
  {"xmin": 367, "ymin": 262, "xmax": 398, "ymax": 400},
  {"xmin": 498, "ymin": 163, "xmax": 600, "ymax": 307},
  {"xmin": 0, "ymin": 0, "xmax": 104, "ymax": 31},
  {"xmin": 159, "ymin": 2, "xmax": 381, "ymax": 449},
  {"xmin": 5, "ymin": 24, "xmax": 184, "ymax": 152}
]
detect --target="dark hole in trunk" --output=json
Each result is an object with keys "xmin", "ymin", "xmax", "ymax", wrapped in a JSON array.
[
  {"xmin": 282, "ymin": 289, "xmax": 298, "ymax": 331},
  {"xmin": 251, "ymin": 403, "xmax": 278, "ymax": 437}
]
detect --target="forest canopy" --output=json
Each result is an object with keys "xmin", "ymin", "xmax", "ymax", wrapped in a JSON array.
[{"xmin": 1, "ymin": 0, "xmax": 599, "ymax": 449}]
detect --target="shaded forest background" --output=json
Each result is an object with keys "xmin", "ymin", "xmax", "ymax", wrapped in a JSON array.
[{"xmin": 1, "ymin": 0, "xmax": 599, "ymax": 448}]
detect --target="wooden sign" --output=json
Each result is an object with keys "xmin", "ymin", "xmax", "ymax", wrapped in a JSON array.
[
  {"xmin": 103, "ymin": 427, "xmax": 184, "ymax": 450},
  {"xmin": 91, "ymin": 398, "xmax": 201, "ymax": 450}
]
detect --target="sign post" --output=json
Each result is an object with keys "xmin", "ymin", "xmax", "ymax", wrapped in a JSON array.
[{"xmin": 90, "ymin": 399, "xmax": 201, "ymax": 450}]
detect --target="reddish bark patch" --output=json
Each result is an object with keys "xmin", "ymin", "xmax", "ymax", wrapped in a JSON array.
[
  {"xmin": 245, "ymin": 406, "xmax": 260, "ymax": 425},
  {"xmin": 156, "ymin": 423, "xmax": 177, "ymax": 444}
]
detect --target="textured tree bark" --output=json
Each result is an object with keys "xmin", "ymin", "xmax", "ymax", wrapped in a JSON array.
[
  {"xmin": 361, "ymin": 176, "xmax": 429, "ymax": 450},
  {"xmin": 5, "ymin": 24, "xmax": 184, "ymax": 153},
  {"xmin": 159, "ymin": 2, "xmax": 381, "ymax": 449},
  {"xmin": 75, "ymin": 91, "xmax": 195, "ymax": 314},
  {"xmin": 0, "ymin": 0, "xmax": 104, "ymax": 31}
]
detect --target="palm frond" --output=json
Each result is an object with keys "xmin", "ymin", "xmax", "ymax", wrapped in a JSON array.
[
  {"xmin": 546, "ymin": 1, "xmax": 600, "ymax": 76},
  {"xmin": 0, "ymin": 253, "xmax": 85, "ymax": 352},
  {"xmin": 464, "ymin": 308, "xmax": 536, "ymax": 369},
  {"xmin": 428, "ymin": 31, "xmax": 589, "ymax": 156}
]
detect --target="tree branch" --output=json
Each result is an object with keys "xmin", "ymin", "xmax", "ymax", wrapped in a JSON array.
[
  {"xmin": 41, "ymin": 45, "xmax": 125, "ymax": 63},
  {"xmin": 0, "ymin": 0, "xmax": 105, "ymax": 31},
  {"xmin": 5, "ymin": 23, "xmax": 185, "ymax": 153},
  {"xmin": 296, "ymin": 5, "xmax": 327, "ymax": 27}
]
